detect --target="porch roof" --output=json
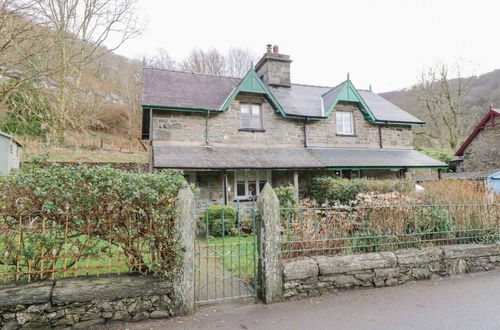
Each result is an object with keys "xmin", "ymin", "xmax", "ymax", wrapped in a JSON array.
[{"xmin": 153, "ymin": 145, "xmax": 447, "ymax": 170}]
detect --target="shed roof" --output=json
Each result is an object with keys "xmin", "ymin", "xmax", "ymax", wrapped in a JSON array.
[
  {"xmin": 0, "ymin": 131, "xmax": 22, "ymax": 147},
  {"xmin": 153, "ymin": 145, "xmax": 446, "ymax": 169}
]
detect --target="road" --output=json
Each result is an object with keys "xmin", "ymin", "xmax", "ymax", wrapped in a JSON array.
[{"xmin": 99, "ymin": 270, "xmax": 500, "ymax": 330}]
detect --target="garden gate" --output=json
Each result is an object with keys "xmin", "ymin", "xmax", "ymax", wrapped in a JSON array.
[{"xmin": 194, "ymin": 201, "xmax": 258, "ymax": 304}]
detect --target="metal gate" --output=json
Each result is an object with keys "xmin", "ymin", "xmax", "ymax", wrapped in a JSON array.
[{"xmin": 194, "ymin": 201, "xmax": 258, "ymax": 304}]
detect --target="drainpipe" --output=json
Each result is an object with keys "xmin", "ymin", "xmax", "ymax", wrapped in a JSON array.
[
  {"xmin": 223, "ymin": 170, "xmax": 228, "ymax": 205},
  {"xmin": 205, "ymin": 110, "xmax": 210, "ymax": 145},
  {"xmin": 378, "ymin": 125, "xmax": 383, "ymax": 148},
  {"xmin": 303, "ymin": 117, "xmax": 309, "ymax": 148}
]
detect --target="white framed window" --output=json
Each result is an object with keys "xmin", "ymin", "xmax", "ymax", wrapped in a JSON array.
[
  {"xmin": 336, "ymin": 111, "xmax": 354, "ymax": 135},
  {"xmin": 240, "ymin": 104, "xmax": 262, "ymax": 129},
  {"xmin": 234, "ymin": 170, "xmax": 271, "ymax": 200}
]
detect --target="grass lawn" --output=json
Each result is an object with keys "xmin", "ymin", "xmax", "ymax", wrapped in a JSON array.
[{"xmin": 196, "ymin": 235, "xmax": 256, "ymax": 283}]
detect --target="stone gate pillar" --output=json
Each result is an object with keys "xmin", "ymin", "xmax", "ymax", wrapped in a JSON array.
[
  {"xmin": 256, "ymin": 183, "xmax": 283, "ymax": 303},
  {"xmin": 172, "ymin": 186, "xmax": 196, "ymax": 314}
]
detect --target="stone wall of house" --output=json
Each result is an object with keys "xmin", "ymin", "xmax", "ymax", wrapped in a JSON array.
[
  {"xmin": 151, "ymin": 99, "xmax": 414, "ymax": 149},
  {"xmin": 461, "ymin": 125, "xmax": 500, "ymax": 172},
  {"xmin": 0, "ymin": 275, "xmax": 174, "ymax": 329},
  {"xmin": 282, "ymin": 244, "xmax": 500, "ymax": 301},
  {"xmin": 381, "ymin": 125, "xmax": 413, "ymax": 148}
]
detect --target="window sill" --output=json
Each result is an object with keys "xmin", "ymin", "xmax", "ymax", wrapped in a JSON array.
[
  {"xmin": 233, "ymin": 198, "xmax": 258, "ymax": 202},
  {"xmin": 336, "ymin": 133, "xmax": 357, "ymax": 137},
  {"xmin": 239, "ymin": 128, "xmax": 266, "ymax": 133}
]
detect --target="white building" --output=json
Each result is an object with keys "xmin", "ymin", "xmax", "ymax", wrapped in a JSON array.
[{"xmin": 0, "ymin": 131, "xmax": 22, "ymax": 175}]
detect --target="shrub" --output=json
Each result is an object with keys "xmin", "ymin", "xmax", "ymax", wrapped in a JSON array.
[
  {"xmin": 310, "ymin": 177, "xmax": 412, "ymax": 204},
  {"xmin": 416, "ymin": 147, "xmax": 454, "ymax": 164},
  {"xmin": 203, "ymin": 205, "xmax": 237, "ymax": 237},
  {"xmin": 275, "ymin": 186, "xmax": 297, "ymax": 206},
  {"xmin": 0, "ymin": 160, "xmax": 186, "ymax": 281}
]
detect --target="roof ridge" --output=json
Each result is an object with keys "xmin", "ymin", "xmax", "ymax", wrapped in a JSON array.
[
  {"xmin": 143, "ymin": 66, "xmax": 242, "ymax": 80},
  {"xmin": 289, "ymin": 82, "xmax": 334, "ymax": 88}
]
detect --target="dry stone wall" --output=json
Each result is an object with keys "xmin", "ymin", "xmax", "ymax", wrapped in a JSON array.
[
  {"xmin": 0, "ymin": 275, "xmax": 174, "ymax": 329},
  {"xmin": 282, "ymin": 244, "xmax": 500, "ymax": 300}
]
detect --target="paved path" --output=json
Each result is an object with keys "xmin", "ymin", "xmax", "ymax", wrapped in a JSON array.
[
  {"xmin": 195, "ymin": 243, "xmax": 252, "ymax": 302},
  {"xmin": 99, "ymin": 270, "xmax": 500, "ymax": 330}
]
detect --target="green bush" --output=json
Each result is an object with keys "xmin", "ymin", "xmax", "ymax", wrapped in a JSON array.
[
  {"xmin": 310, "ymin": 177, "xmax": 412, "ymax": 204},
  {"xmin": 0, "ymin": 160, "xmax": 186, "ymax": 281},
  {"xmin": 416, "ymin": 204, "xmax": 454, "ymax": 241},
  {"xmin": 416, "ymin": 147, "xmax": 454, "ymax": 164},
  {"xmin": 203, "ymin": 205, "xmax": 237, "ymax": 237}
]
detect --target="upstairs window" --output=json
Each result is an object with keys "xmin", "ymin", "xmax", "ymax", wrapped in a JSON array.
[
  {"xmin": 240, "ymin": 104, "xmax": 262, "ymax": 129},
  {"xmin": 336, "ymin": 111, "xmax": 354, "ymax": 135}
]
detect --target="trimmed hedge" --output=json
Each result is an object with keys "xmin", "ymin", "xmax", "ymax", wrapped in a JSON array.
[
  {"xmin": 0, "ymin": 161, "xmax": 187, "ymax": 281},
  {"xmin": 202, "ymin": 205, "xmax": 237, "ymax": 237},
  {"xmin": 310, "ymin": 177, "xmax": 413, "ymax": 203}
]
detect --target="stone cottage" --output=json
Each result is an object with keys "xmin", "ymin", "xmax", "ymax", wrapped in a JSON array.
[
  {"xmin": 453, "ymin": 105, "xmax": 499, "ymax": 176},
  {"xmin": 141, "ymin": 45, "xmax": 445, "ymax": 204}
]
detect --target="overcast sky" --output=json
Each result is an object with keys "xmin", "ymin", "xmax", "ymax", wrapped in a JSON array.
[{"xmin": 112, "ymin": 0, "xmax": 499, "ymax": 92}]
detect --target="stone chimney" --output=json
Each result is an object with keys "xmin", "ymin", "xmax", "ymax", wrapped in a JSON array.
[{"xmin": 255, "ymin": 44, "xmax": 292, "ymax": 87}]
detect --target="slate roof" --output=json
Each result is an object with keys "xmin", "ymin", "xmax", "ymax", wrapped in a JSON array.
[
  {"xmin": 153, "ymin": 145, "xmax": 446, "ymax": 169},
  {"xmin": 142, "ymin": 68, "xmax": 239, "ymax": 110},
  {"xmin": 268, "ymin": 84, "xmax": 330, "ymax": 117},
  {"xmin": 358, "ymin": 90, "xmax": 423, "ymax": 123},
  {"xmin": 142, "ymin": 68, "xmax": 423, "ymax": 124}
]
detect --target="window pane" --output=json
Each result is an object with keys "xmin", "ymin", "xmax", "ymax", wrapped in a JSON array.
[
  {"xmin": 251, "ymin": 104, "xmax": 261, "ymax": 129},
  {"xmin": 336, "ymin": 112, "xmax": 343, "ymax": 132},
  {"xmin": 241, "ymin": 104, "xmax": 251, "ymax": 128},
  {"xmin": 343, "ymin": 112, "xmax": 353, "ymax": 134},
  {"xmin": 237, "ymin": 182, "xmax": 246, "ymax": 196},
  {"xmin": 248, "ymin": 181, "xmax": 257, "ymax": 197}
]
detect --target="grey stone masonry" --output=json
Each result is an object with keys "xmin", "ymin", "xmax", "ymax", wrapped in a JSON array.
[
  {"xmin": 282, "ymin": 244, "xmax": 500, "ymax": 301},
  {"xmin": 0, "ymin": 275, "xmax": 174, "ymax": 329},
  {"xmin": 256, "ymin": 183, "xmax": 283, "ymax": 303},
  {"xmin": 461, "ymin": 125, "xmax": 499, "ymax": 173},
  {"xmin": 172, "ymin": 186, "xmax": 197, "ymax": 315}
]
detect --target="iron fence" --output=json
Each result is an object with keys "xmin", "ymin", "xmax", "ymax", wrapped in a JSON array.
[{"xmin": 281, "ymin": 201, "xmax": 500, "ymax": 259}]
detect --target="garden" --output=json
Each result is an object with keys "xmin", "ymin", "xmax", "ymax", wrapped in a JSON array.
[{"xmin": 0, "ymin": 161, "xmax": 186, "ymax": 284}]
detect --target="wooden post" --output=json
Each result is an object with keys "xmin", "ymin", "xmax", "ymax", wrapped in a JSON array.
[{"xmin": 293, "ymin": 171, "xmax": 299, "ymax": 203}]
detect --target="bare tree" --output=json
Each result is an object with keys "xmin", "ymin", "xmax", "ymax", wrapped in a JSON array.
[
  {"xmin": 144, "ymin": 47, "xmax": 176, "ymax": 70},
  {"xmin": 0, "ymin": 0, "xmax": 58, "ymax": 105},
  {"xmin": 415, "ymin": 63, "xmax": 474, "ymax": 150},
  {"xmin": 181, "ymin": 48, "xmax": 226, "ymax": 76},
  {"xmin": 23, "ymin": 0, "xmax": 142, "ymax": 138},
  {"xmin": 225, "ymin": 47, "xmax": 257, "ymax": 78}
]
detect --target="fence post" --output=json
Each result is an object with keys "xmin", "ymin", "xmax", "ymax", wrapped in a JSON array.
[
  {"xmin": 256, "ymin": 183, "xmax": 283, "ymax": 303},
  {"xmin": 172, "ymin": 186, "xmax": 196, "ymax": 315}
]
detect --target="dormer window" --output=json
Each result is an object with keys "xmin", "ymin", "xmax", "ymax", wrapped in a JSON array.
[
  {"xmin": 336, "ymin": 111, "xmax": 354, "ymax": 135},
  {"xmin": 240, "ymin": 104, "xmax": 262, "ymax": 130}
]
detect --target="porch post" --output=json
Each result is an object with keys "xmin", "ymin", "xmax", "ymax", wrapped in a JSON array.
[
  {"xmin": 293, "ymin": 170, "xmax": 299, "ymax": 203},
  {"xmin": 223, "ymin": 170, "xmax": 228, "ymax": 205}
]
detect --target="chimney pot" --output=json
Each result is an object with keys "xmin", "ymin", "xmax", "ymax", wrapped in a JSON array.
[
  {"xmin": 272, "ymin": 45, "xmax": 279, "ymax": 54},
  {"xmin": 266, "ymin": 44, "xmax": 272, "ymax": 53}
]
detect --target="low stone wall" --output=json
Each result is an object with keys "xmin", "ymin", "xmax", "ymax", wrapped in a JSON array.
[
  {"xmin": 282, "ymin": 244, "xmax": 500, "ymax": 300},
  {"xmin": 0, "ymin": 275, "xmax": 174, "ymax": 329}
]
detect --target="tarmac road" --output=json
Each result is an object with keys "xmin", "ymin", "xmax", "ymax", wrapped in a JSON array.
[{"xmin": 98, "ymin": 270, "xmax": 500, "ymax": 330}]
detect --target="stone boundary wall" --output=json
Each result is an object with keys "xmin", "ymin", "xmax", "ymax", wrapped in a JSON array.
[
  {"xmin": 0, "ymin": 275, "xmax": 174, "ymax": 329},
  {"xmin": 282, "ymin": 244, "xmax": 500, "ymax": 300}
]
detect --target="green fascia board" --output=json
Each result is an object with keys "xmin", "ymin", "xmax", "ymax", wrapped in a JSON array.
[
  {"xmin": 142, "ymin": 104, "xmax": 222, "ymax": 113},
  {"xmin": 326, "ymin": 166, "xmax": 448, "ymax": 170},
  {"xmin": 219, "ymin": 69, "xmax": 288, "ymax": 117},
  {"xmin": 324, "ymin": 80, "xmax": 377, "ymax": 122}
]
